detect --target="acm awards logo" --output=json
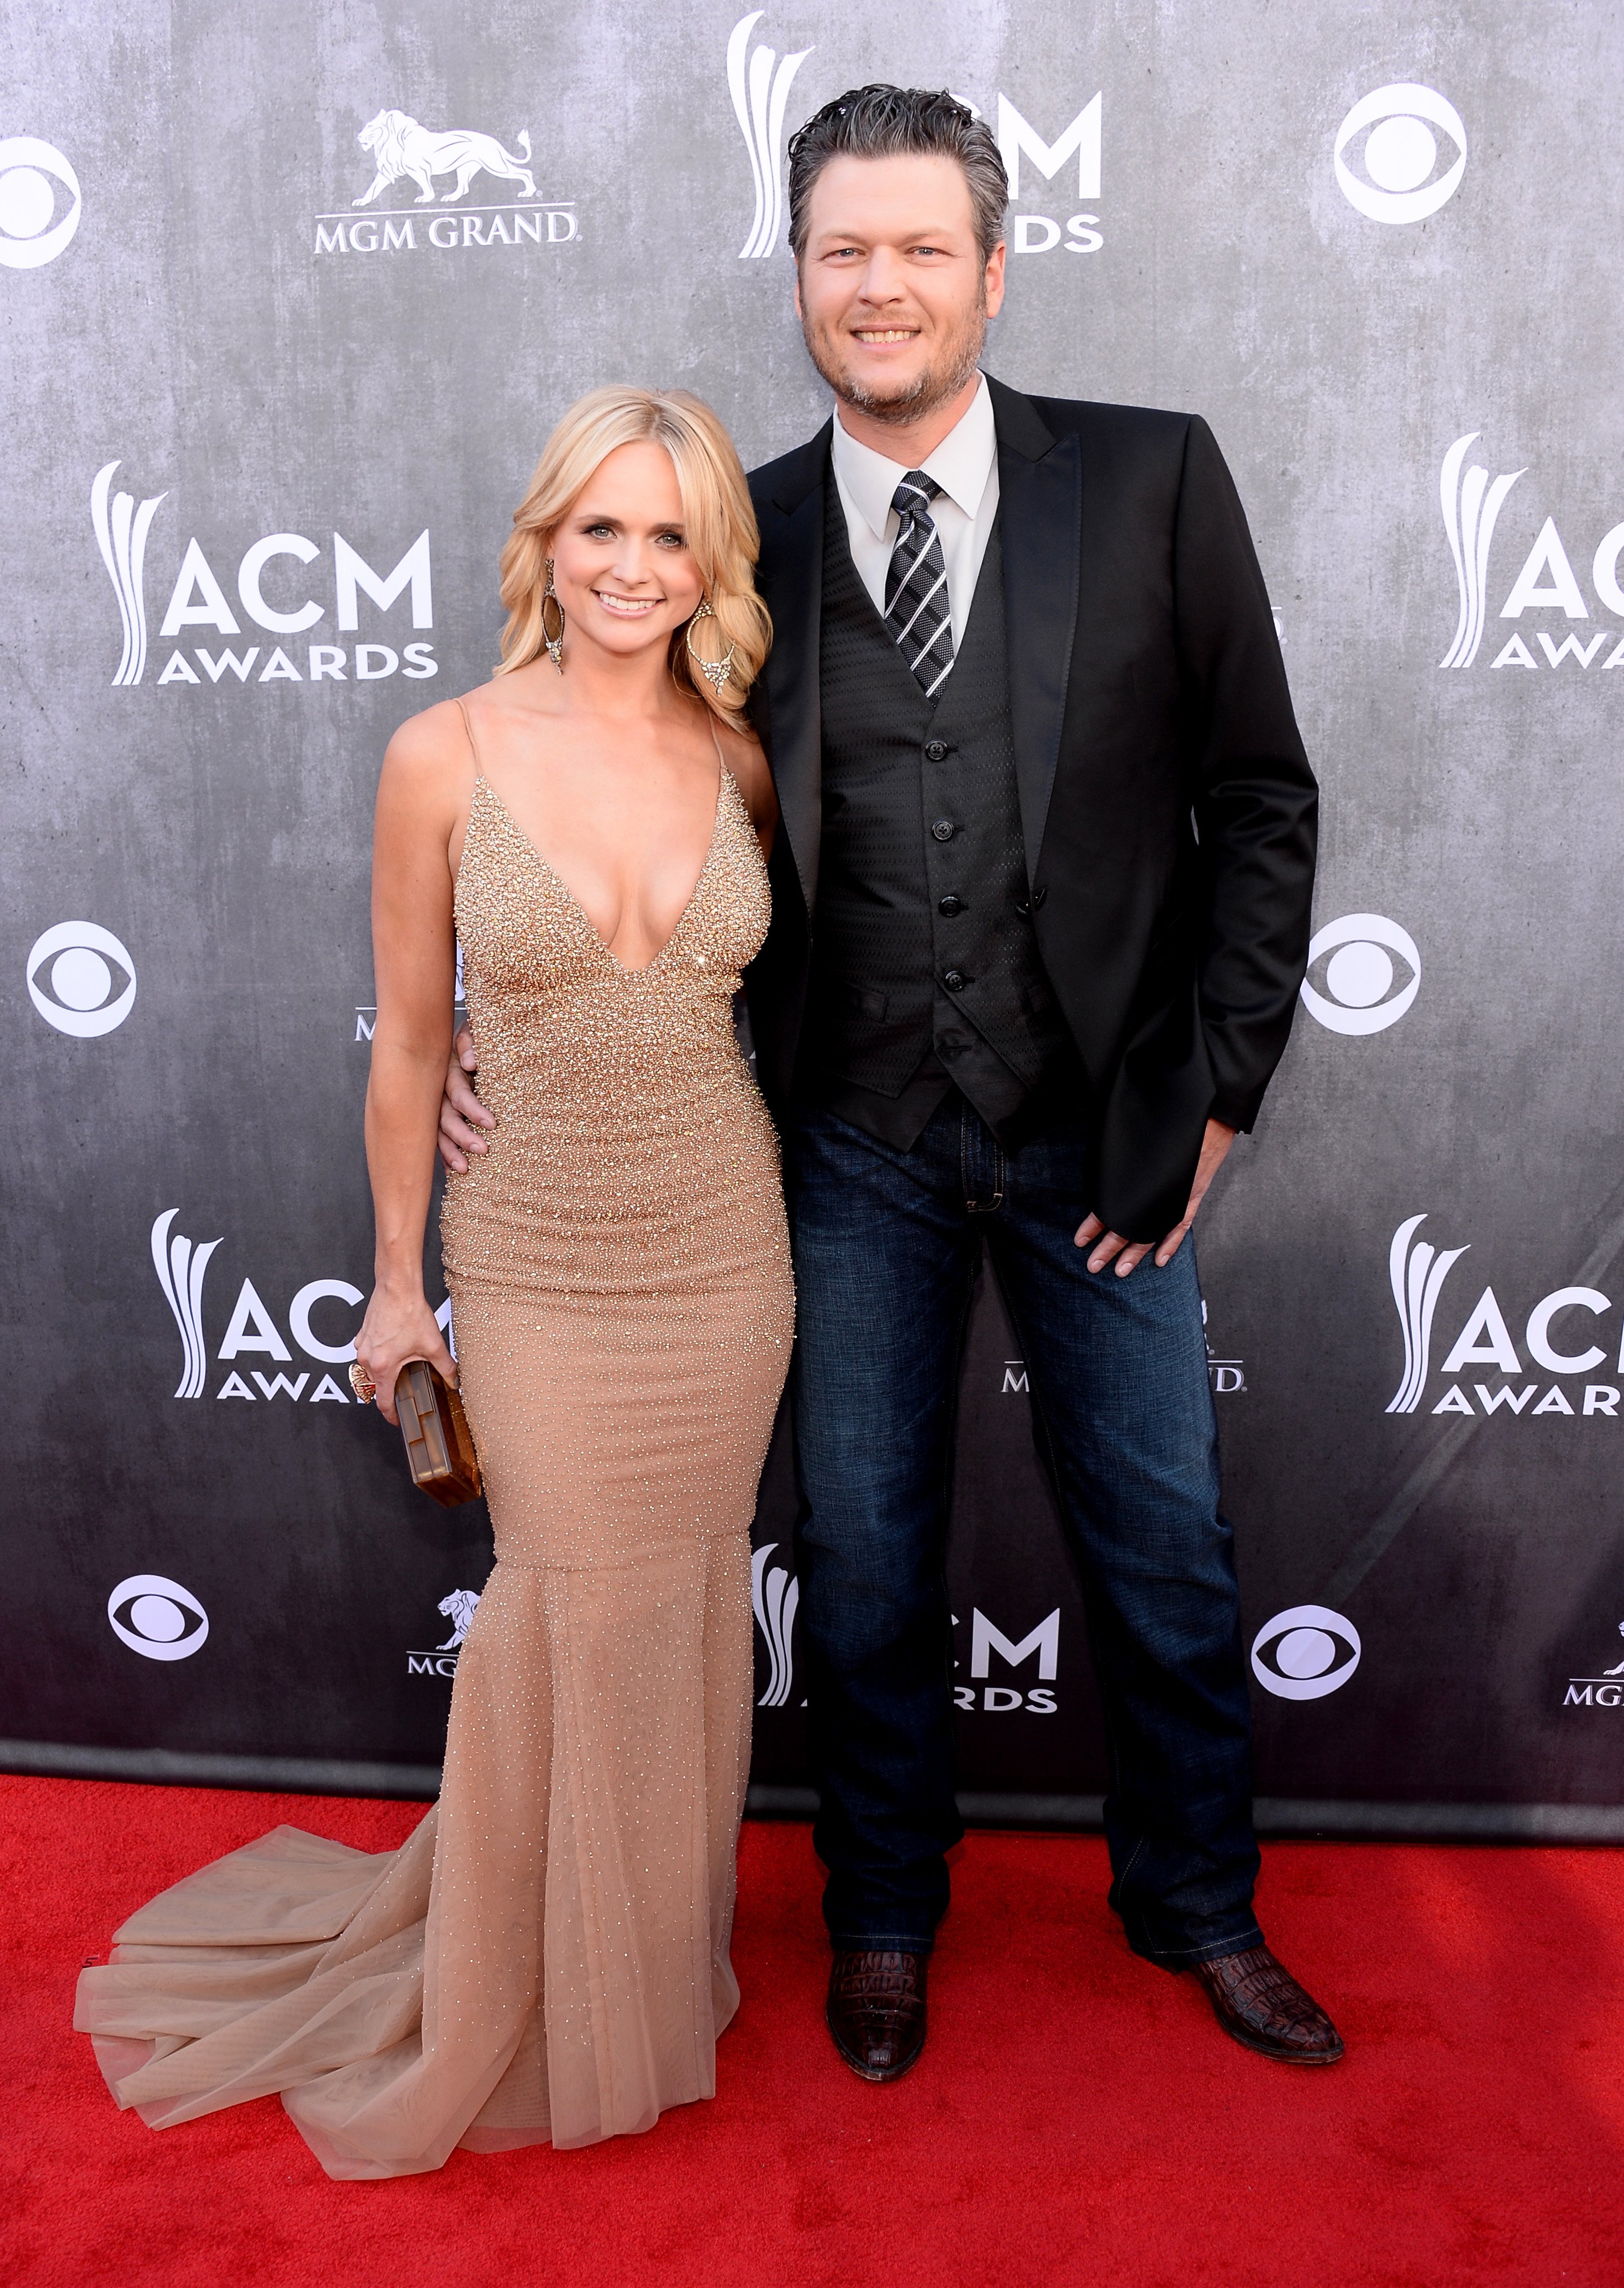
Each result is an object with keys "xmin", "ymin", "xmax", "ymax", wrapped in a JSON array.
[
  {"xmin": 726, "ymin": 14, "xmax": 1102, "ymax": 261},
  {"xmin": 314, "ymin": 108, "xmax": 578, "ymax": 257},
  {"xmin": 750, "ymin": 1541, "xmax": 1058, "ymax": 1717},
  {"xmin": 1386, "ymin": 1214, "xmax": 1624, "ymax": 1422},
  {"xmin": 1333, "ymin": 85, "xmax": 1466, "ymax": 225},
  {"xmin": 27, "ymin": 922, "xmax": 136, "ymax": 1037},
  {"xmin": 92, "ymin": 463, "xmax": 437, "ymax": 690},
  {"xmin": 1437, "ymin": 434, "xmax": 1624, "ymax": 673},
  {"xmin": 996, "ymin": 94, "xmax": 1102, "ymax": 257},
  {"xmin": 953, "ymin": 1607, "xmax": 1059, "ymax": 1715},
  {"xmin": 0, "ymin": 136, "xmax": 82, "ymax": 267},
  {"xmin": 150, "ymin": 1207, "xmax": 455, "ymax": 1408},
  {"xmin": 752, "ymin": 1542, "xmax": 799, "ymax": 1708},
  {"xmin": 728, "ymin": 13, "xmax": 811, "ymax": 259}
]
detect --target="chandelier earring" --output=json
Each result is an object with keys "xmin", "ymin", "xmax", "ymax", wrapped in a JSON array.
[
  {"xmin": 540, "ymin": 557, "xmax": 566, "ymax": 675},
  {"xmin": 684, "ymin": 595, "xmax": 736, "ymax": 698}
]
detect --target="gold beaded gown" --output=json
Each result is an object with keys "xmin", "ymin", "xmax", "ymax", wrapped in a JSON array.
[{"xmin": 75, "ymin": 737, "xmax": 794, "ymax": 2178}]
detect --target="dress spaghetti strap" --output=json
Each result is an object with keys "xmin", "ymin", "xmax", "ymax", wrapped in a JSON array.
[
  {"xmin": 454, "ymin": 696, "xmax": 483, "ymax": 776},
  {"xmin": 706, "ymin": 712, "xmax": 729, "ymax": 793},
  {"xmin": 451, "ymin": 697, "xmax": 487, "ymax": 878}
]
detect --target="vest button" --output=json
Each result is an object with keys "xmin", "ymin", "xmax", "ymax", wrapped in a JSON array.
[
  {"xmin": 938, "ymin": 894, "xmax": 964, "ymax": 917},
  {"xmin": 931, "ymin": 819, "xmax": 956, "ymax": 842},
  {"xmin": 924, "ymin": 738, "xmax": 949, "ymax": 763},
  {"xmin": 942, "ymin": 970, "xmax": 967, "ymax": 992}
]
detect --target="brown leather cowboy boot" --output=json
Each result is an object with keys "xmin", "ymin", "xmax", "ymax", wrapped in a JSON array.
[
  {"xmin": 826, "ymin": 1949, "xmax": 928, "ymax": 2082},
  {"xmin": 1192, "ymin": 1944, "xmax": 1344, "ymax": 2063}
]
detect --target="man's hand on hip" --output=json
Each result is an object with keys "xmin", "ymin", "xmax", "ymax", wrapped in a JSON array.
[
  {"xmin": 1074, "ymin": 1119, "xmax": 1237, "ymax": 1277},
  {"xmin": 437, "ymin": 1023, "xmax": 495, "ymax": 1174}
]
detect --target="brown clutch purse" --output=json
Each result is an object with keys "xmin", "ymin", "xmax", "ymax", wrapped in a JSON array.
[{"xmin": 393, "ymin": 1358, "xmax": 482, "ymax": 1507}]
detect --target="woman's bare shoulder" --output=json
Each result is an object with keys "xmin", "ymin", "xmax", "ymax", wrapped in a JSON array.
[
  {"xmin": 715, "ymin": 714, "xmax": 777, "ymax": 828},
  {"xmin": 378, "ymin": 695, "xmax": 478, "ymax": 802}
]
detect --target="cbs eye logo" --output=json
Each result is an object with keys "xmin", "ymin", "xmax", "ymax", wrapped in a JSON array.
[
  {"xmin": 1299, "ymin": 912, "xmax": 1418, "ymax": 1036},
  {"xmin": 1252, "ymin": 1605, "xmax": 1361, "ymax": 1701},
  {"xmin": 27, "ymin": 921, "xmax": 137, "ymax": 1037},
  {"xmin": 0, "ymin": 137, "xmax": 82, "ymax": 268},
  {"xmin": 1334, "ymin": 84, "xmax": 1467, "ymax": 224},
  {"xmin": 107, "ymin": 1575, "xmax": 209, "ymax": 1663}
]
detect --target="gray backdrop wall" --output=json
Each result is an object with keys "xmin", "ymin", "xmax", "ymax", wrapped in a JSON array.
[{"xmin": 6, "ymin": 0, "xmax": 1622, "ymax": 1837}]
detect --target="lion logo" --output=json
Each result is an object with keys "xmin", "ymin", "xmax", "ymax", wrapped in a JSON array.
[
  {"xmin": 1604, "ymin": 1621, "xmax": 1624, "ymax": 1679},
  {"xmin": 354, "ymin": 111, "xmax": 536, "ymax": 208},
  {"xmin": 437, "ymin": 1588, "xmax": 482, "ymax": 1650}
]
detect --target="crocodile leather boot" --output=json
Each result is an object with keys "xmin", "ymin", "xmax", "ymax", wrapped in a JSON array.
[
  {"xmin": 826, "ymin": 1949, "xmax": 928, "ymax": 2082},
  {"xmin": 1192, "ymin": 1944, "xmax": 1344, "ymax": 2064}
]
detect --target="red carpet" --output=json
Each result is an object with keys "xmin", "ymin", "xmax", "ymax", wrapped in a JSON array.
[{"xmin": 2, "ymin": 1778, "xmax": 1618, "ymax": 2287}]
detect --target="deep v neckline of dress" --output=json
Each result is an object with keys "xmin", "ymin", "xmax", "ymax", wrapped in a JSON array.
[
  {"xmin": 456, "ymin": 689, "xmax": 733, "ymax": 977},
  {"xmin": 476, "ymin": 768, "xmax": 728, "ymax": 978}
]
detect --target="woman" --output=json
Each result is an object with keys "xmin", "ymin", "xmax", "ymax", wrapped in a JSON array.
[{"xmin": 75, "ymin": 388, "xmax": 792, "ymax": 2177}]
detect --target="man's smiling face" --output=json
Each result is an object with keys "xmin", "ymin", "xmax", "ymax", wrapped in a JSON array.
[{"xmin": 794, "ymin": 153, "xmax": 1006, "ymax": 425}]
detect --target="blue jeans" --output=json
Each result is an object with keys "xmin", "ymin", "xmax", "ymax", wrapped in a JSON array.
[{"xmin": 783, "ymin": 1093, "xmax": 1263, "ymax": 1969}]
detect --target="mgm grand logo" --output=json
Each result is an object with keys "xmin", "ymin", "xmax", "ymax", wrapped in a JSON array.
[
  {"xmin": 314, "ymin": 108, "xmax": 578, "ymax": 256},
  {"xmin": 408, "ymin": 1589, "xmax": 481, "ymax": 1679},
  {"xmin": 1563, "ymin": 1622, "xmax": 1624, "ymax": 1708}
]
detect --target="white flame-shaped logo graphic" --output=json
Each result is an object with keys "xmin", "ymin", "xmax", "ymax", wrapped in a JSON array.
[
  {"xmin": 1386, "ymin": 1213, "xmax": 1469, "ymax": 1415},
  {"xmin": 92, "ymin": 461, "xmax": 166, "ymax": 687},
  {"xmin": 751, "ymin": 1541, "xmax": 799, "ymax": 1707},
  {"xmin": 1438, "ymin": 433, "xmax": 1524, "ymax": 669},
  {"xmin": 151, "ymin": 1208, "xmax": 221, "ymax": 1400},
  {"xmin": 727, "ymin": 12, "xmax": 811, "ymax": 260}
]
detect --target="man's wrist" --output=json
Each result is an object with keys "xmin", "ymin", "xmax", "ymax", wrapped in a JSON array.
[{"xmin": 1206, "ymin": 1097, "xmax": 1253, "ymax": 1134}]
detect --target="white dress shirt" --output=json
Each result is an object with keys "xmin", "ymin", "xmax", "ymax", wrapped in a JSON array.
[{"xmin": 829, "ymin": 374, "xmax": 999, "ymax": 652}]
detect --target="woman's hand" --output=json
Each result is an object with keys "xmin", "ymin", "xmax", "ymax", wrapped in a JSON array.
[{"xmin": 354, "ymin": 1284, "xmax": 458, "ymax": 1426}]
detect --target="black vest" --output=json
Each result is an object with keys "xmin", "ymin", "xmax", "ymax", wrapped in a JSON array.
[{"xmin": 802, "ymin": 481, "xmax": 1077, "ymax": 1140}]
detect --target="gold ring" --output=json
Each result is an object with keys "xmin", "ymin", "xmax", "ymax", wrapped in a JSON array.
[{"xmin": 348, "ymin": 1362, "xmax": 377, "ymax": 1405}]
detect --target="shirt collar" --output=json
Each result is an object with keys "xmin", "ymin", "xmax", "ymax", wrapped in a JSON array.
[{"xmin": 830, "ymin": 373, "xmax": 996, "ymax": 540}]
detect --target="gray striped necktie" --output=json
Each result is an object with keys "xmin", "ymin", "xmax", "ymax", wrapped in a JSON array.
[{"xmin": 884, "ymin": 470, "xmax": 955, "ymax": 696}]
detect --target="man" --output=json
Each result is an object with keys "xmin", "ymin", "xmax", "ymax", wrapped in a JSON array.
[{"xmin": 441, "ymin": 86, "xmax": 1338, "ymax": 2079}]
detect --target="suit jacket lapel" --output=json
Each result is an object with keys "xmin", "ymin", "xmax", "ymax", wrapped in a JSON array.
[
  {"xmin": 757, "ymin": 425, "xmax": 830, "ymax": 921},
  {"xmin": 989, "ymin": 377, "xmax": 1081, "ymax": 883}
]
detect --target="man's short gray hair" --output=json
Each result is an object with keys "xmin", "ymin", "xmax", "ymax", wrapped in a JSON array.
[{"xmin": 786, "ymin": 85, "xmax": 1009, "ymax": 266}]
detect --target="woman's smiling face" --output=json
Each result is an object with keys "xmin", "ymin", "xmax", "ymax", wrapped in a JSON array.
[{"xmin": 547, "ymin": 440, "xmax": 705, "ymax": 668}]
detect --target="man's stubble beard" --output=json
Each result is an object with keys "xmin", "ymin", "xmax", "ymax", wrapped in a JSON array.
[{"xmin": 801, "ymin": 292, "xmax": 988, "ymax": 426}]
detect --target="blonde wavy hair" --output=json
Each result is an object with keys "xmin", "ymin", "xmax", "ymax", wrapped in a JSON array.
[{"xmin": 495, "ymin": 385, "xmax": 771, "ymax": 721}]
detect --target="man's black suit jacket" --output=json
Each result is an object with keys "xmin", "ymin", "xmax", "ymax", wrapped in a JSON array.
[{"xmin": 743, "ymin": 373, "xmax": 1318, "ymax": 1241}]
